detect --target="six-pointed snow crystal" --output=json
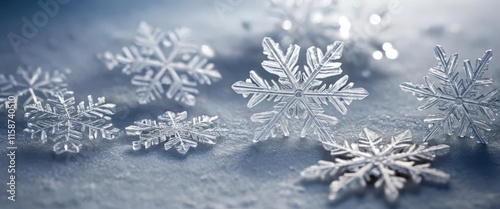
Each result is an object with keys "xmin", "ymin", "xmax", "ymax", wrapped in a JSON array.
[
  {"xmin": 401, "ymin": 46, "xmax": 499, "ymax": 143},
  {"xmin": 24, "ymin": 89, "xmax": 119, "ymax": 154},
  {"xmin": 0, "ymin": 66, "xmax": 68, "ymax": 110},
  {"xmin": 125, "ymin": 111, "xmax": 226, "ymax": 154},
  {"xmin": 301, "ymin": 128, "xmax": 449, "ymax": 202},
  {"xmin": 232, "ymin": 37, "xmax": 368, "ymax": 143},
  {"xmin": 99, "ymin": 21, "xmax": 221, "ymax": 106}
]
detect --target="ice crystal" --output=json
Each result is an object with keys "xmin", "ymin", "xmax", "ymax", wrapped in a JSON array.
[
  {"xmin": 401, "ymin": 46, "xmax": 499, "ymax": 143},
  {"xmin": 99, "ymin": 21, "xmax": 221, "ymax": 106},
  {"xmin": 125, "ymin": 111, "xmax": 226, "ymax": 154},
  {"xmin": 24, "ymin": 89, "xmax": 119, "ymax": 154},
  {"xmin": 232, "ymin": 37, "xmax": 368, "ymax": 143},
  {"xmin": 268, "ymin": 0, "xmax": 397, "ymax": 60},
  {"xmin": 0, "ymin": 66, "xmax": 68, "ymax": 110},
  {"xmin": 301, "ymin": 128, "xmax": 450, "ymax": 202}
]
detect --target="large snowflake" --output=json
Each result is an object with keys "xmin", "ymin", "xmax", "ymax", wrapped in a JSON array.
[
  {"xmin": 0, "ymin": 66, "xmax": 68, "ymax": 110},
  {"xmin": 401, "ymin": 46, "xmax": 499, "ymax": 143},
  {"xmin": 301, "ymin": 128, "xmax": 450, "ymax": 202},
  {"xmin": 99, "ymin": 21, "xmax": 221, "ymax": 106},
  {"xmin": 232, "ymin": 37, "xmax": 368, "ymax": 143},
  {"xmin": 24, "ymin": 89, "xmax": 119, "ymax": 154},
  {"xmin": 125, "ymin": 111, "xmax": 226, "ymax": 154}
]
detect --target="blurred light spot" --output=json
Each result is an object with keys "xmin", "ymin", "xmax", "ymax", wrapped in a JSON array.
[
  {"xmin": 282, "ymin": 20, "xmax": 292, "ymax": 31},
  {"xmin": 361, "ymin": 70, "xmax": 371, "ymax": 78},
  {"xmin": 369, "ymin": 14, "xmax": 381, "ymax": 25},
  {"xmin": 385, "ymin": 49, "xmax": 399, "ymax": 59},
  {"xmin": 339, "ymin": 16, "xmax": 351, "ymax": 39},
  {"xmin": 382, "ymin": 42, "xmax": 393, "ymax": 51},
  {"xmin": 310, "ymin": 12, "xmax": 323, "ymax": 24},
  {"xmin": 372, "ymin": 51, "xmax": 383, "ymax": 60},
  {"xmin": 201, "ymin": 45, "xmax": 215, "ymax": 58}
]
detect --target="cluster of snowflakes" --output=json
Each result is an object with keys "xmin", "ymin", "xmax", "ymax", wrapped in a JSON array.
[{"xmin": 0, "ymin": 11, "xmax": 499, "ymax": 203}]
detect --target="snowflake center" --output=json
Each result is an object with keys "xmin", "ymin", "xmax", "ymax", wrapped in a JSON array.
[
  {"xmin": 371, "ymin": 155, "xmax": 385, "ymax": 164},
  {"xmin": 455, "ymin": 98, "xmax": 464, "ymax": 105},
  {"xmin": 294, "ymin": 89, "xmax": 304, "ymax": 98}
]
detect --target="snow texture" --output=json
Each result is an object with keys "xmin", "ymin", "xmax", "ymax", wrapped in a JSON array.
[
  {"xmin": 99, "ymin": 21, "xmax": 222, "ymax": 106},
  {"xmin": 401, "ymin": 46, "xmax": 500, "ymax": 143},
  {"xmin": 232, "ymin": 37, "xmax": 368, "ymax": 142},
  {"xmin": 125, "ymin": 111, "xmax": 226, "ymax": 154},
  {"xmin": 301, "ymin": 128, "xmax": 450, "ymax": 202},
  {"xmin": 0, "ymin": 66, "xmax": 68, "ymax": 110},
  {"xmin": 24, "ymin": 89, "xmax": 119, "ymax": 154}
]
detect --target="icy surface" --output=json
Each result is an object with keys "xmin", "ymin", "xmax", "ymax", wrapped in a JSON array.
[
  {"xmin": 301, "ymin": 128, "xmax": 449, "ymax": 202},
  {"xmin": 1, "ymin": 0, "xmax": 500, "ymax": 208}
]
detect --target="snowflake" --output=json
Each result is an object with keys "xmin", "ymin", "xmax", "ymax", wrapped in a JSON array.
[
  {"xmin": 268, "ymin": 0, "xmax": 397, "ymax": 60},
  {"xmin": 98, "ymin": 21, "xmax": 221, "ymax": 106},
  {"xmin": 400, "ymin": 46, "xmax": 500, "ymax": 143},
  {"xmin": 0, "ymin": 66, "xmax": 68, "ymax": 110},
  {"xmin": 24, "ymin": 89, "xmax": 119, "ymax": 154},
  {"xmin": 125, "ymin": 111, "xmax": 226, "ymax": 154},
  {"xmin": 232, "ymin": 37, "xmax": 368, "ymax": 143},
  {"xmin": 301, "ymin": 128, "xmax": 450, "ymax": 202}
]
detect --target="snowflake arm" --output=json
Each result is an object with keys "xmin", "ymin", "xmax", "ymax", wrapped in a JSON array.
[
  {"xmin": 400, "ymin": 46, "xmax": 499, "ymax": 143},
  {"xmin": 99, "ymin": 22, "xmax": 221, "ymax": 106},
  {"xmin": 301, "ymin": 128, "xmax": 449, "ymax": 202},
  {"xmin": 125, "ymin": 111, "xmax": 226, "ymax": 154},
  {"xmin": 0, "ymin": 67, "xmax": 68, "ymax": 110},
  {"xmin": 24, "ymin": 89, "xmax": 119, "ymax": 154},
  {"xmin": 232, "ymin": 37, "xmax": 368, "ymax": 143}
]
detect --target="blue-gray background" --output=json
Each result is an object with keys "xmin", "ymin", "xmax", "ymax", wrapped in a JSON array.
[{"xmin": 1, "ymin": 0, "xmax": 499, "ymax": 208}]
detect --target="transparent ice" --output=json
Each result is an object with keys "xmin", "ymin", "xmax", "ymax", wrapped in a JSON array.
[
  {"xmin": 24, "ymin": 89, "xmax": 119, "ymax": 154},
  {"xmin": 232, "ymin": 37, "xmax": 368, "ymax": 143},
  {"xmin": 125, "ymin": 111, "xmax": 226, "ymax": 154},
  {"xmin": 401, "ymin": 46, "xmax": 499, "ymax": 143},
  {"xmin": 0, "ymin": 66, "xmax": 68, "ymax": 110},
  {"xmin": 301, "ymin": 128, "xmax": 450, "ymax": 202},
  {"xmin": 99, "ymin": 21, "xmax": 221, "ymax": 106}
]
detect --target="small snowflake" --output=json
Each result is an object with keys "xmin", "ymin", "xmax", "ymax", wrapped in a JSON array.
[
  {"xmin": 99, "ymin": 21, "xmax": 221, "ymax": 106},
  {"xmin": 0, "ymin": 66, "xmax": 68, "ymax": 110},
  {"xmin": 232, "ymin": 37, "xmax": 368, "ymax": 142},
  {"xmin": 24, "ymin": 89, "xmax": 119, "ymax": 154},
  {"xmin": 125, "ymin": 111, "xmax": 226, "ymax": 154},
  {"xmin": 301, "ymin": 128, "xmax": 450, "ymax": 202},
  {"xmin": 401, "ymin": 46, "xmax": 500, "ymax": 143}
]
